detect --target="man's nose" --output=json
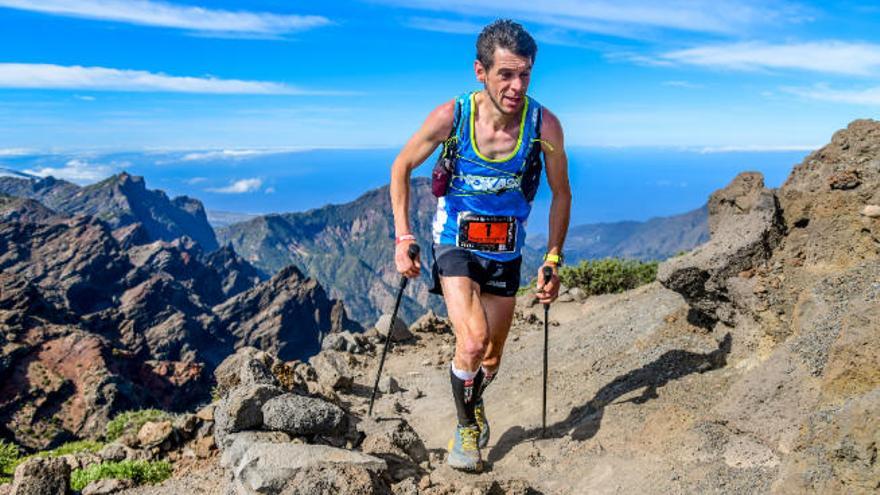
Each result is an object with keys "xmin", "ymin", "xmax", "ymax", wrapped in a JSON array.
[{"xmin": 510, "ymin": 77, "xmax": 524, "ymax": 93}]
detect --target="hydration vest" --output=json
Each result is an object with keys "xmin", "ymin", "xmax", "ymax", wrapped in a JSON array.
[{"xmin": 431, "ymin": 91, "xmax": 545, "ymax": 262}]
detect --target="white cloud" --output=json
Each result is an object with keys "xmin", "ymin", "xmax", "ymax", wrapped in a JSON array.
[
  {"xmin": 264, "ymin": 187, "xmax": 276, "ymax": 194},
  {"xmin": 0, "ymin": 0, "xmax": 330, "ymax": 36},
  {"xmin": 185, "ymin": 176, "xmax": 207, "ymax": 184},
  {"xmin": 403, "ymin": 16, "xmax": 482, "ymax": 35},
  {"xmin": 661, "ymin": 41, "xmax": 880, "ymax": 75},
  {"xmin": 207, "ymin": 178, "xmax": 262, "ymax": 194},
  {"xmin": 662, "ymin": 80, "xmax": 703, "ymax": 89},
  {"xmin": 0, "ymin": 63, "xmax": 334, "ymax": 94},
  {"xmin": 378, "ymin": 0, "xmax": 804, "ymax": 36},
  {"xmin": 785, "ymin": 84, "xmax": 880, "ymax": 105},
  {"xmin": 180, "ymin": 149, "xmax": 285, "ymax": 161},
  {"xmin": 23, "ymin": 158, "xmax": 116, "ymax": 183},
  {"xmin": 74, "ymin": 94, "xmax": 96, "ymax": 101},
  {"xmin": 697, "ymin": 144, "xmax": 819, "ymax": 153},
  {"xmin": 0, "ymin": 147, "xmax": 33, "ymax": 156}
]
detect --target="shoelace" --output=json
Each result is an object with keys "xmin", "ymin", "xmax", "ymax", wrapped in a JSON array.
[
  {"xmin": 460, "ymin": 426, "xmax": 479, "ymax": 451},
  {"xmin": 474, "ymin": 403, "xmax": 485, "ymax": 427}
]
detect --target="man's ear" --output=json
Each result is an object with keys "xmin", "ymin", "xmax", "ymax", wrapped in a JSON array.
[{"xmin": 474, "ymin": 60, "xmax": 487, "ymax": 83}]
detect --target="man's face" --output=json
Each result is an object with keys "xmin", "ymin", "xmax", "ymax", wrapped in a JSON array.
[{"xmin": 475, "ymin": 47, "xmax": 533, "ymax": 116}]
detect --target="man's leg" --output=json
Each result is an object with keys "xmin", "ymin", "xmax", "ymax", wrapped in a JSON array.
[
  {"xmin": 441, "ymin": 275, "xmax": 489, "ymax": 423},
  {"xmin": 472, "ymin": 292, "xmax": 515, "ymax": 448},
  {"xmin": 479, "ymin": 292, "xmax": 516, "ymax": 375},
  {"xmin": 441, "ymin": 275, "xmax": 489, "ymax": 471}
]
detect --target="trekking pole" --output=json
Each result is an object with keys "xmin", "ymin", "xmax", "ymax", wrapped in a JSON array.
[
  {"xmin": 369, "ymin": 243, "xmax": 420, "ymax": 416},
  {"xmin": 541, "ymin": 265, "xmax": 553, "ymax": 437}
]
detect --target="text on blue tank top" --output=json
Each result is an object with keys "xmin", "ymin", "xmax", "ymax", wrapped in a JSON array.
[{"xmin": 432, "ymin": 91, "xmax": 543, "ymax": 262}]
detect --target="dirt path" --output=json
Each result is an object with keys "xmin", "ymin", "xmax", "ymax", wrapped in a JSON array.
[{"xmin": 358, "ymin": 283, "xmax": 739, "ymax": 494}]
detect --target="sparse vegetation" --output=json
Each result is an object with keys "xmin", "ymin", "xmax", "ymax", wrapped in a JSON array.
[
  {"xmin": 105, "ymin": 409, "xmax": 170, "ymax": 441},
  {"xmin": 0, "ymin": 439, "xmax": 20, "ymax": 483},
  {"xmin": 559, "ymin": 258, "xmax": 659, "ymax": 297},
  {"xmin": 70, "ymin": 460, "xmax": 172, "ymax": 491},
  {"xmin": 34, "ymin": 440, "xmax": 104, "ymax": 458}
]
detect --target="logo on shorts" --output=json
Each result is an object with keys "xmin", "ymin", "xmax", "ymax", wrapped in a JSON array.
[{"xmin": 486, "ymin": 280, "xmax": 507, "ymax": 288}]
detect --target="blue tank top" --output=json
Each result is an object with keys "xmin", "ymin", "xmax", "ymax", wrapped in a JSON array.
[{"xmin": 432, "ymin": 91, "xmax": 543, "ymax": 262}]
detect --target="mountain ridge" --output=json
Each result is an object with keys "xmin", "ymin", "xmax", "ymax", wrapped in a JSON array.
[{"xmin": 0, "ymin": 172, "xmax": 219, "ymax": 251}]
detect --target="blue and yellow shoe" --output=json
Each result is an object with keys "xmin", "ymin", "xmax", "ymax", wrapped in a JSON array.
[
  {"xmin": 474, "ymin": 398, "xmax": 490, "ymax": 449},
  {"xmin": 447, "ymin": 424, "xmax": 482, "ymax": 472}
]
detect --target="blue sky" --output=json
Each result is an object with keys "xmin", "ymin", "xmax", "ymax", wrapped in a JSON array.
[{"xmin": 1, "ymin": 0, "xmax": 879, "ymax": 153}]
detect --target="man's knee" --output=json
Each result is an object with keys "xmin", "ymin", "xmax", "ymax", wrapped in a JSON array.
[
  {"xmin": 459, "ymin": 332, "xmax": 489, "ymax": 362},
  {"xmin": 481, "ymin": 355, "xmax": 501, "ymax": 371}
]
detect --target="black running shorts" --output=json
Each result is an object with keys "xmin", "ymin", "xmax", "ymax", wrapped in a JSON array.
[{"xmin": 429, "ymin": 243, "xmax": 522, "ymax": 297}]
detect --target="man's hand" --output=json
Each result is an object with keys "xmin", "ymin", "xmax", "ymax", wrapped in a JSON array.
[
  {"xmin": 395, "ymin": 241, "xmax": 421, "ymax": 278},
  {"xmin": 535, "ymin": 263, "xmax": 559, "ymax": 304}
]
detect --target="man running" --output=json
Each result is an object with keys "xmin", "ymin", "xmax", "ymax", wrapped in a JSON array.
[{"xmin": 390, "ymin": 19, "xmax": 571, "ymax": 472}]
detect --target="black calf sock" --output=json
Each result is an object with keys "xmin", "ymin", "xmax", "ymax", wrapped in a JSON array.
[
  {"xmin": 476, "ymin": 368, "xmax": 496, "ymax": 402},
  {"xmin": 450, "ymin": 366, "xmax": 484, "ymax": 426}
]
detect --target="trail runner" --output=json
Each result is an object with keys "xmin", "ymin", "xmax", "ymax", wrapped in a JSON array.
[{"xmin": 390, "ymin": 19, "xmax": 571, "ymax": 472}]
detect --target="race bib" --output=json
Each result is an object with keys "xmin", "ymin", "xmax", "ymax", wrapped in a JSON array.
[{"xmin": 456, "ymin": 212, "xmax": 517, "ymax": 252}]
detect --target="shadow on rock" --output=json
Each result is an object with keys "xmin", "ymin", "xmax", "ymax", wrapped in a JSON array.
[{"xmin": 488, "ymin": 333, "xmax": 732, "ymax": 464}]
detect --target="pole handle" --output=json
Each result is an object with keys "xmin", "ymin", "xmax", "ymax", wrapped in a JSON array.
[
  {"xmin": 407, "ymin": 243, "xmax": 420, "ymax": 260},
  {"xmin": 542, "ymin": 265, "xmax": 554, "ymax": 308}
]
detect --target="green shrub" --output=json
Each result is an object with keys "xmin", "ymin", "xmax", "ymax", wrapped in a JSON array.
[
  {"xmin": 0, "ymin": 440, "xmax": 21, "ymax": 483},
  {"xmin": 105, "ymin": 410, "xmax": 170, "ymax": 441},
  {"xmin": 70, "ymin": 460, "xmax": 172, "ymax": 491},
  {"xmin": 35, "ymin": 440, "xmax": 104, "ymax": 458},
  {"xmin": 559, "ymin": 258, "xmax": 658, "ymax": 297}
]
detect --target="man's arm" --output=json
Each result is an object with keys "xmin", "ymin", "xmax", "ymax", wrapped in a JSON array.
[
  {"xmin": 390, "ymin": 99, "xmax": 455, "ymax": 278},
  {"xmin": 536, "ymin": 108, "xmax": 572, "ymax": 302}
]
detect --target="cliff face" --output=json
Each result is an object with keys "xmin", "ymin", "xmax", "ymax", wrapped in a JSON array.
[
  {"xmin": 0, "ymin": 172, "xmax": 219, "ymax": 252},
  {"xmin": 217, "ymin": 178, "xmax": 440, "ymax": 326},
  {"xmin": 658, "ymin": 119, "xmax": 880, "ymax": 493},
  {"xmin": 0, "ymin": 210, "xmax": 355, "ymax": 450}
]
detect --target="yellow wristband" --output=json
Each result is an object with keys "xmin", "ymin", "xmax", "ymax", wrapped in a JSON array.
[{"xmin": 543, "ymin": 253, "xmax": 563, "ymax": 265}]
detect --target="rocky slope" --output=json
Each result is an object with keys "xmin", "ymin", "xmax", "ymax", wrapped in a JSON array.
[
  {"xmin": 0, "ymin": 208, "xmax": 357, "ymax": 451},
  {"xmin": 0, "ymin": 172, "xmax": 218, "ymax": 251},
  {"xmin": 94, "ymin": 119, "xmax": 878, "ymax": 494}
]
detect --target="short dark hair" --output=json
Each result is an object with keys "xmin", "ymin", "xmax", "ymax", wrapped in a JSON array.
[{"xmin": 476, "ymin": 19, "xmax": 537, "ymax": 69}]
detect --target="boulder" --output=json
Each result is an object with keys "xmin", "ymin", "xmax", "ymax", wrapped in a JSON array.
[
  {"xmin": 240, "ymin": 358, "xmax": 280, "ymax": 389},
  {"xmin": 360, "ymin": 417, "xmax": 428, "ymax": 465},
  {"xmin": 10, "ymin": 457, "xmax": 70, "ymax": 495},
  {"xmin": 98, "ymin": 443, "xmax": 131, "ymax": 462},
  {"xmin": 409, "ymin": 311, "xmax": 451, "ymax": 334},
  {"xmin": 193, "ymin": 435, "xmax": 216, "ymax": 459},
  {"xmin": 220, "ymin": 431, "xmax": 293, "ymax": 470},
  {"xmin": 860, "ymin": 204, "xmax": 880, "ymax": 218},
  {"xmin": 81, "ymin": 478, "xmax": 135, "ymax": 495},
  {"xmin": 308, "ymin": 351, "xmax": 355, "ymax": 391},
  {"xmin": 321, "ymin": 331, "xmax": 371, "ymax": 354},
  {"xmin": 374, "ymin": 314, "xmax": 413, "ymax": 342},
  {"xmin": 214, "ymin": 384, "xmax": 284, "ymax": 448},
  {"xmin": 137, "ymin": 420, "xmax": 174, "ymax": 449},
  {"xmin": 569, "ymin": 287, "xmax": 587, "ymax": 302},
  {"xmin": 174, "ymin": 413, "xmax": 199, "ymax": 439},
  {"xmin": 214, "ymin": 347, "xmax": 279, "ymax": 398},
  {"xmin": 196, "ymin": 403, "xmax": 215, "ymax": 422},
  {"xmin": 261, "ymin": 393, "xmax": 346, "ymax": 437},
  {"xmin": 278, "ymin": 465, "xmax": 390, "ymax": 495},
  {"xmin": 232, "ymin": 443, "xmax": 387, "ymax": 494},
  {"xmin": 658, "ymin": 172, "xmax": 783, "ymax": 326}
]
